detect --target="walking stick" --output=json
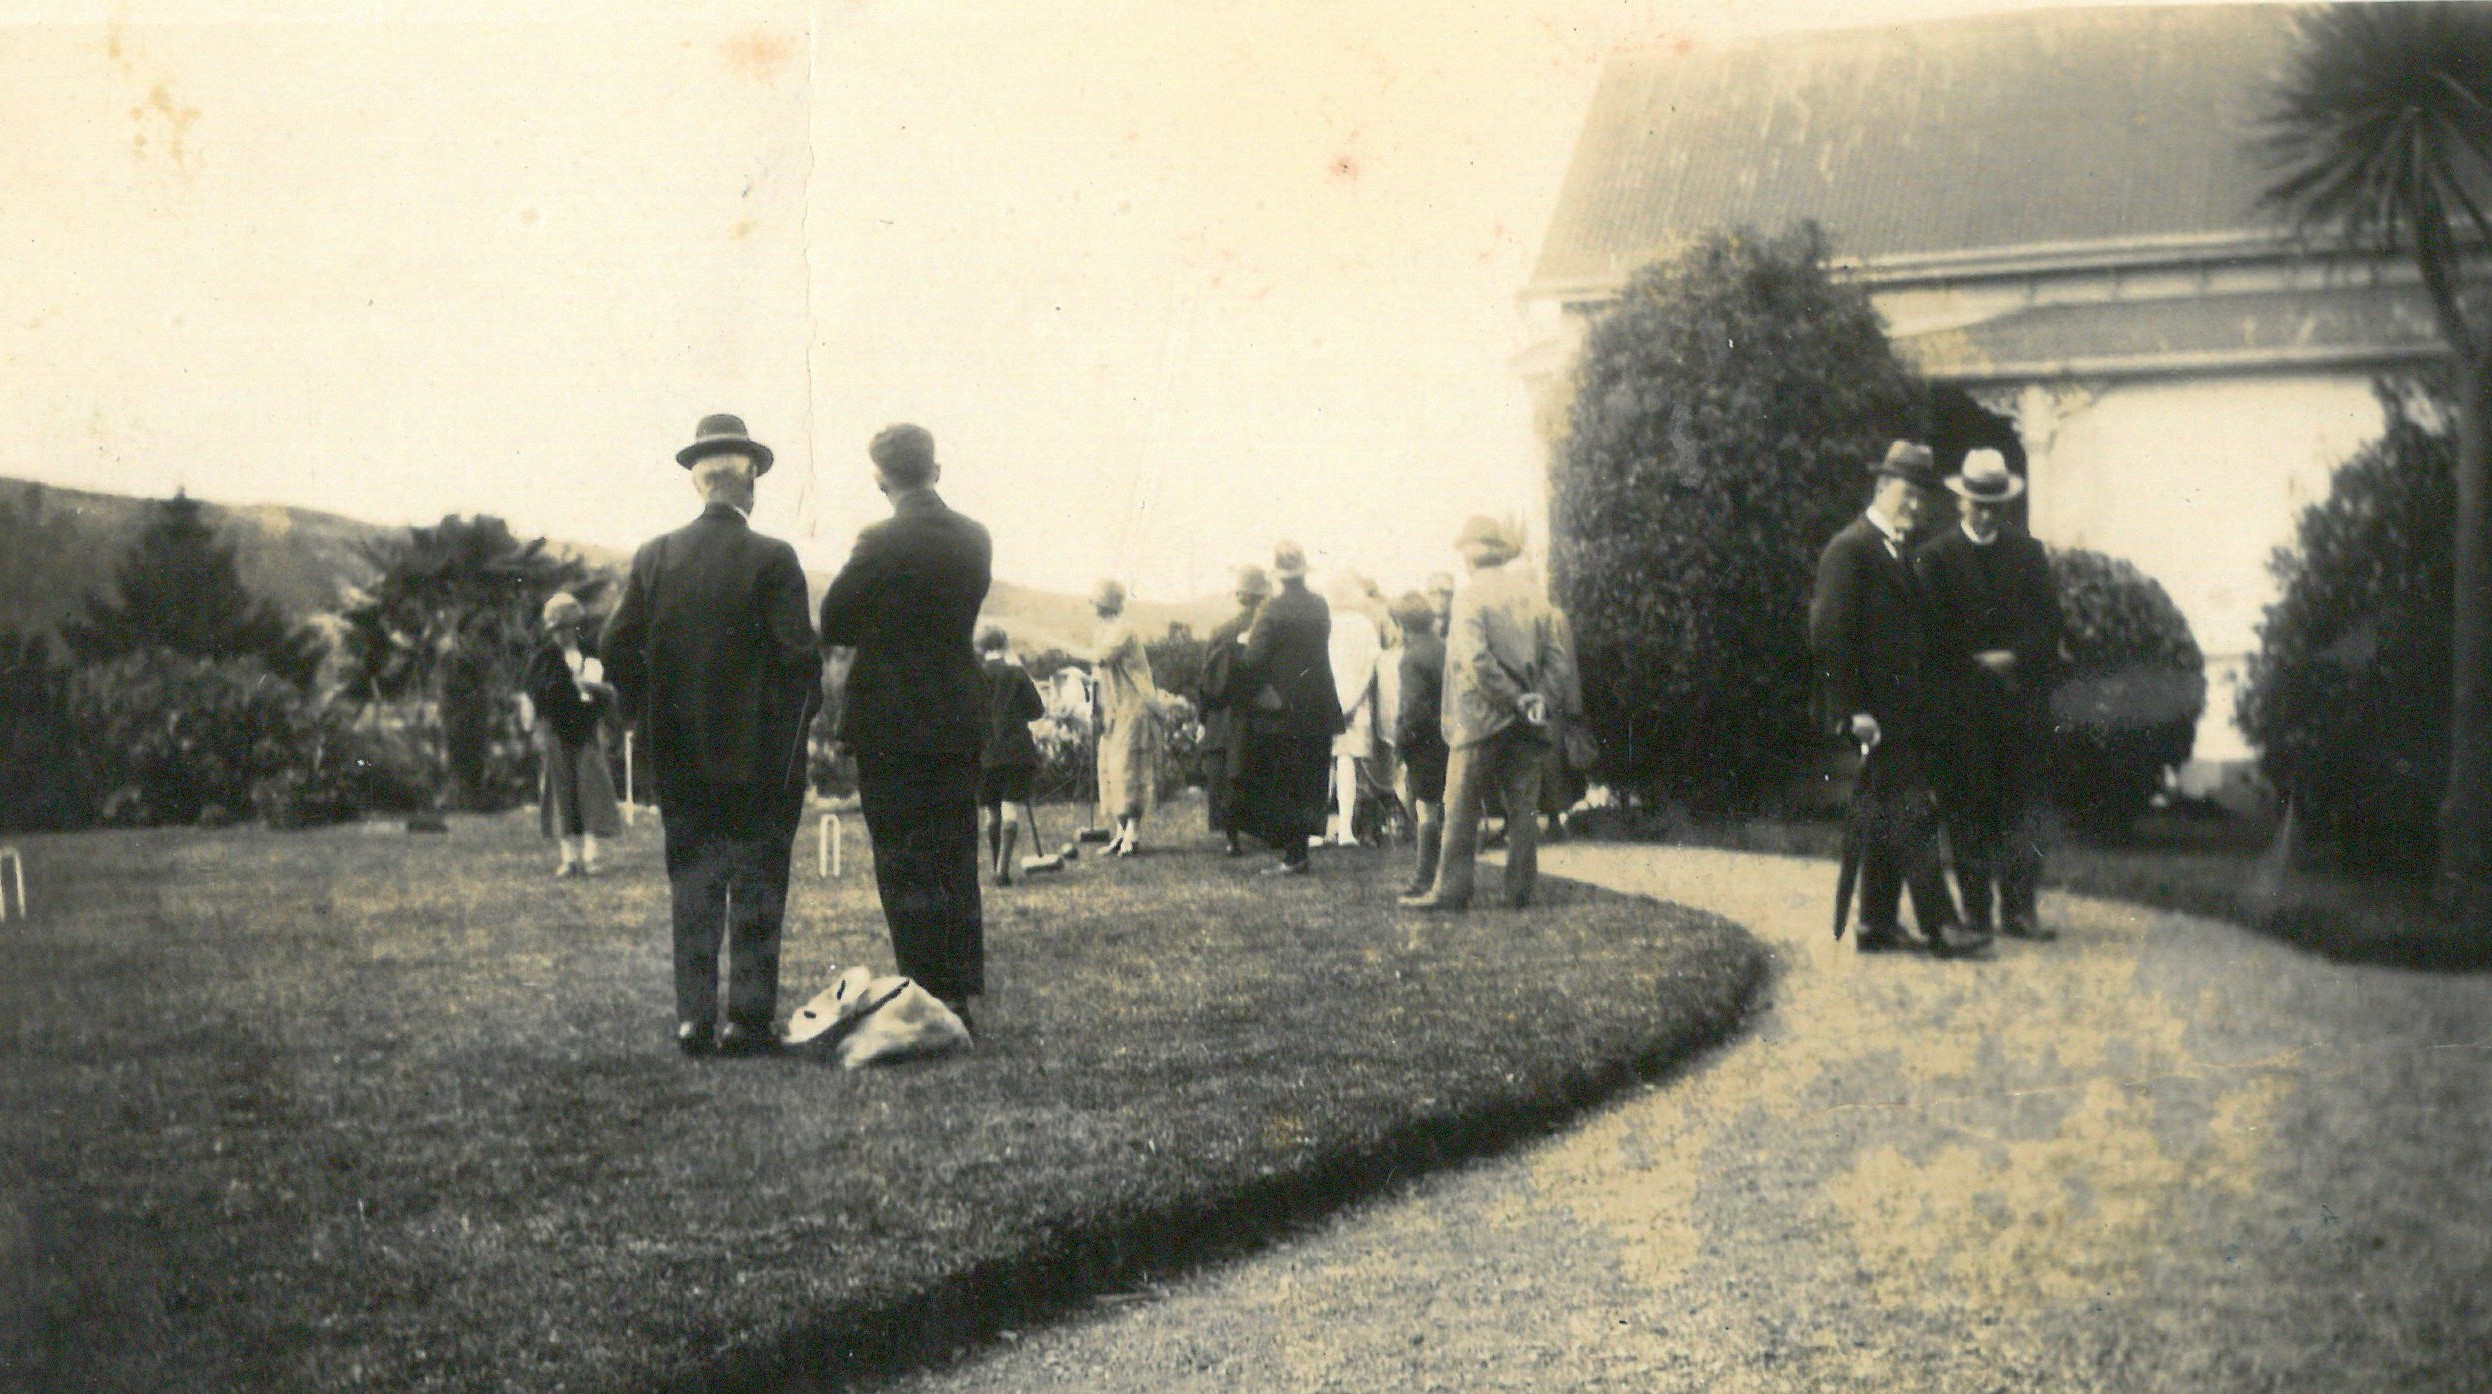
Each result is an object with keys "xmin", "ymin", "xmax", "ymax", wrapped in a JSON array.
[{"xmin": 1832, "ymin": 734, "xmax": 1874, "ymax": 940}]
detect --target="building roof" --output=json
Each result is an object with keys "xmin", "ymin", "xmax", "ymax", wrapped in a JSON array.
[
  {"xmin": 1892, "ymin": 281, "xmax": 2445, "ymax": 382},
  {"xmin": 1529, "ymin": 5, "xmax": 2305, "ymax": 294}
]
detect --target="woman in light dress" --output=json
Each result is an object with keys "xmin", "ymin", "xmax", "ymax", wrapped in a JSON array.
[
  {"xmin": 1089, "ymin": 579, "xmax": 1159, "ymax": 857},
  {"xmin": 1326, "ymin": 575, "xmax": 1383, "ymax": 845}
]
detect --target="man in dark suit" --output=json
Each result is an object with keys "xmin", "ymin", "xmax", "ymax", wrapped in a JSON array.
[
  {"xmin": 1197, "ymin": 565, "xmax": 1272, "ymax": 857},
  {"xmin": 604, "ymin": 414, "xmax": 821, "ymax": 1056},
  {"xmin": 818, "ymin": 424, "xmax": 994, "ymax": 1023},
  {"xmin": 1808, "ymin": 440, "xmax": 1987, "ymax": 958},
  {"xmin": 1918, "ymin": 449, "xmax": 2062, "ymax": 941},
  {"xmin": 1232, "ymin": 541, "xmax": 1341, "ymax": 875}
]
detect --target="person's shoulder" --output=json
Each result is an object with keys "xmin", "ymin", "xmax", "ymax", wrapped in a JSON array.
[
  {"xmin": 746, "ymin": 528, "xmax": 804, "ymax": 565},
  {"xmin": 1818, "ymin": 517, "xmax": 1876, "ymax": 565}
]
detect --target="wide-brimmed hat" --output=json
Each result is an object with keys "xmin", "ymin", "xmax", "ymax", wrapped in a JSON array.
[
  {"xmin": 1868, "ymin": 440, "xmax": 1941, "ymax": 490},
  {"xmin": 1946, "ymin": 448, "xmax": 2025, "ymax": 503},
  {"xmin": 1272, "ymin": 541, "xmax": 1309, "ymax": 580},
  {"xmin": 1453, "ymin": 514, "xmax": 1519, "ymax": 561},
  {"xmin": 541, "ymin": 592, "xmax": 586, "ymax": 629},
  {"xmin": 1232, "ymin": 565, "xmax": 1273, "ymax": 600},
  {"xmin": 1089, "ymin": 579, "xmax": 1127, "ymax": 613},
  {"xmin": 676, "ymin": 413, "xmax": 775, "ymax": 475}
]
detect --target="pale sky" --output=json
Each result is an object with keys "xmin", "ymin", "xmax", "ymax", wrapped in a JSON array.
[{"xmin": 2, "ymin": 0, "xmax": 2131, "ymax": 603}]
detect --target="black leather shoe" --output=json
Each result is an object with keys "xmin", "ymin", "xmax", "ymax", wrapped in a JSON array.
[
  {"xmin": 715, "ymin": 1022, "xmax": 778, "ymax": 1057},
  {"xmin": 1928, "ymin": 920, "xmax": 1994, "ymax": 959},
  {"xmin": 676, "ymin": 1021, "xmax": 714, "ymax": 1057},
  {"xmin": 1854, "ymin": 921, "xmax": 1914, "ymax": 953}
]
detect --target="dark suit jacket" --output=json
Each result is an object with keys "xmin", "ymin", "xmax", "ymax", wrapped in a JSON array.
[
  {"xmin": 818, "ymin": 488, "xmax": 994, "ymax": 762},
  {"xmin": 1808, "ymin": 514, "xmax": 1933, "ymax": 737},
  {"xmin": 1234, "ymin": 580, "xmax": 1341, "ymax": 737},
  {"xmin": 1195, "ymin": 606, "xmax": 1260, "ymax": 753},
  {"xmin": 1914, "ymin": 527, "xmax": 2060, "ymax": 708},
  {"xmin": 603, "ymin": 503, "xmax": 820, "ymax": 793}
]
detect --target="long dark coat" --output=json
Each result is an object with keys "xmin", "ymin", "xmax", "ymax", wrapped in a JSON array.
[
  {"xmin": 1234, "ymin": 580, "xmax": 1342, "ymax": 739},
  {"xmin": 1808, "ymin": 515, "xmax": 1935, "ymax": 745},
  {"xmin": 1230, "ymin": 579, "xmax": 1340, "ymax": 851},
  {"xmin": 1914, "ymin": 527, "xmax": 2060, "ymax": 715},
  {"xmin": 602, "ymin": 503, "xmax": 820, "ymax": 800}
]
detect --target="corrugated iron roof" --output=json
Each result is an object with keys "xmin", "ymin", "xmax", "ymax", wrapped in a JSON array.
[
  {"xmin": 1530, "ymin": 5, "xmax": 2303, "ymax": 291},
  {"xmin": 1892, "ymin": 282, "xmax": 2444, "ymax": 381}
]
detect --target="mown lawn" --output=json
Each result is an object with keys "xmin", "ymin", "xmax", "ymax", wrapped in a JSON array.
[{"xmin": 0, "ymin": 797, "xmax": 1763, "ymax": 1394}]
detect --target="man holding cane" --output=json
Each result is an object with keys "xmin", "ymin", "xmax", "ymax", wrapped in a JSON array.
[{"xmin": 1808, "ymin": 441, "xmax": 1986, "ymax": 958}]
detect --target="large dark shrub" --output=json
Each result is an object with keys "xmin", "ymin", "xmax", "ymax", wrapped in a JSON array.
[
  {"xmin": 0, "ymin": 630, "xmax": 96, "ymax": 831},
  {"xmin": 2046, "ymin": 548, "xmax": 2206, "ymax": 835},
  {"xmin": 70, "ymin": 650, "xmax": 325, "ymax": 827},
  {"xmin": 2238, "ymin": 385, "xmax": 2452, "ymax": 873},
  {"xmin": 1550, "ymin": 223, "xmax": 1925, "ymax": 816},
  {"xmin": 67, "ymin": 648, "xmax": 423, "ymax": 829}
]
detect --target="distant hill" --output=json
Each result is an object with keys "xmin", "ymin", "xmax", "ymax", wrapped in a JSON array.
[{"xmin": 0, "ymin": 475, "xmax": 1229, "ymax": 656}]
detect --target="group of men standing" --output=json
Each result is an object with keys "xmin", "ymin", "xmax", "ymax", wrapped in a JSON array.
[
  {"xmin": 1809, "ymin": 440, "xmax": 2061, "ymax": 958},
  {"xmin": 604, "ymin": 416, "xmax": 992, "ymax": 1056},
  {"xmin": 1194, "ymin": 515, "xmax": 1581, "ymax": 911}
]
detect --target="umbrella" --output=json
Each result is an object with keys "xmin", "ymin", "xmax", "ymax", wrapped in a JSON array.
[{"xmin": 1833, "ymin": 735, "xmax": 1875, "ymax": 940}]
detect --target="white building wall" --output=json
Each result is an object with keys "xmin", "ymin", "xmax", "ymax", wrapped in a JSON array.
[{"xmin": 2016, "ymin": 371, "xmax": 2387, "ymax": 763}]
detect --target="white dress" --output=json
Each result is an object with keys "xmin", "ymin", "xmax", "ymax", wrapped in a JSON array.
[{"xmin": 1328, "ymin": 609, "xmax": 1381, "ymax": 760}]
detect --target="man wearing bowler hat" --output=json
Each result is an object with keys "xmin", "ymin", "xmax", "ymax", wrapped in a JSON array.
[
  {"xmin": 1809, "ymin": 441, "xmax": 1987, "ymax": 957},
  {"xmin": 1918, "ymin": 449, "xmax": 2061, "ymax": 940},
  {"xmin": 818, "ymin": 424, "xmax": 993, "ymax": 1026},
  {"xmin": 604, "ymin": 414, "xmax": 822, "ymax": 1055}
]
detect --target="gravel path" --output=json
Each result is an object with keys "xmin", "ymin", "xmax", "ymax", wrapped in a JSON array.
[{"xmin": 882, "ymin": 845, "xmax": 2492, "ymax": 1393}]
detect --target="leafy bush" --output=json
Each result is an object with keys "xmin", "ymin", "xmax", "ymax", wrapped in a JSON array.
[
  {"xmin": 0, "ymin": 629, "xmax": 97, "ymax": 831},
  {"xmin": 71, "ymin": 649, "xmax": 326, "ymax": 827},
  {"xmin": 2046, "ymin": 548, "xmax": 2206, "ymax": 835},
  {"xmin": 63, "ymin": 648, "xmax": 422, "ymax": 829},
  {"xmin": 2238, "ymin": 385, "xmax": 2452, "ymax": 873},
  {"xmin": 1550, "ymin": 223, "xmax": 1925, "ymax": 816}
]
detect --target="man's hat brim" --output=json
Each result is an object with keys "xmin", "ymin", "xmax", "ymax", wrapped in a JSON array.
[
  {"xmin": 677, "ymin": 436, "xmax": 775, "ymax": 475},
  {"xmin": 1946, "ymin": 474, "xmax": 2026, "ymax": 502}
]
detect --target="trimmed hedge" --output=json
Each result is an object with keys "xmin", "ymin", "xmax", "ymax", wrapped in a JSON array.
[{"xmin": 2046, "ymin": 547, "xmax": 2206, "ymax": 835}]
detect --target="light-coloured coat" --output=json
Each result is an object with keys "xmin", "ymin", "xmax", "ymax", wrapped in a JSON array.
[{"xmin": 1440, "ymin": 562, "xmax": 1570, "ymax": 749}]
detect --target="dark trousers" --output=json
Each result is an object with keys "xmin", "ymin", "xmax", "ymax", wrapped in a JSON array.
[
  {"xmin": 1942, "ymin": 691, "xmax": 2048, "ymax": 929},
  {"xmin": 855, "ymin": 748, "xmax": 985, "ymax": 1005},
  {"xmin": 1237, "ymin": 721, "xmax": 1332, "ymax": 863},
  {"xmin": 660, "ymin": 780, "xmax": 800, "ymax": 1033},
  {"xmin": 1855, "ymin": 729, "xmax": 1961, "ymax": 934},
  {"xmin": 1201, "ymin": 740, "xmax": 1241, "ymax": 835}
]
